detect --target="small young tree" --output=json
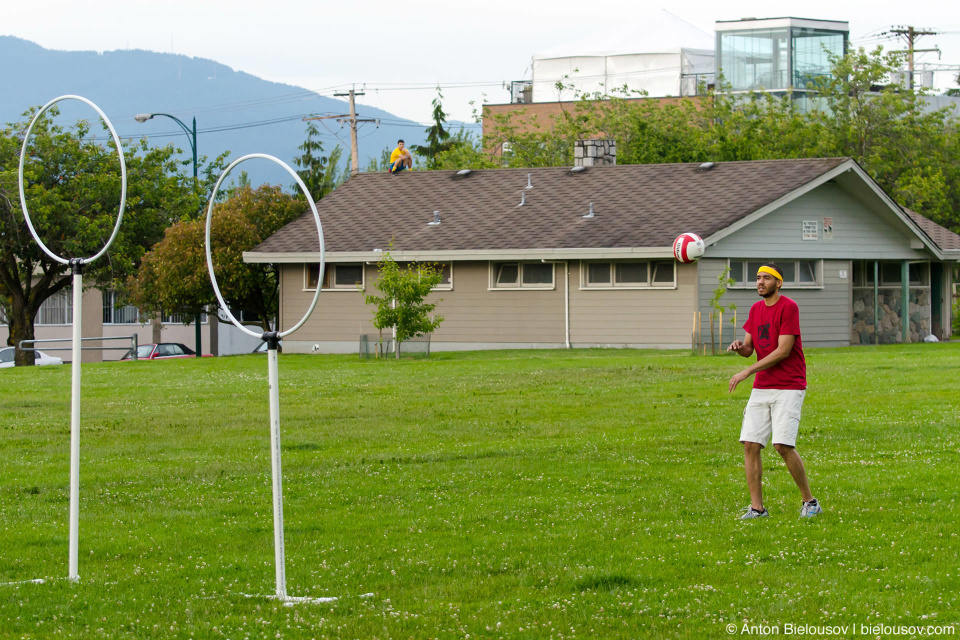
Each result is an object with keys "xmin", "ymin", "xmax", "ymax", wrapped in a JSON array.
[
  {"xmin": 709, "ymin": 266, "xmax": 737, "ymax": 355},
  {"xmin": 412, "ymin": 88, "xmax": 460, "ymax": 169},
  {"xmin": 293, "ymin": 123, "xmax": 346, "ymax": 198},
  {"xmin": 362, "ymin": 251, "xmax": 444, "ymax": 358}
]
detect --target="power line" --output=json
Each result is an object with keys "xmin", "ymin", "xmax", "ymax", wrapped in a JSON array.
[{"xmin": 887, "ymin": 26, "xmax": 941, "ymax": 90}]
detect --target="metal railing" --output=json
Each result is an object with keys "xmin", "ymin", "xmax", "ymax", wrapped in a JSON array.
[{"xmin": 19, "ymin": 335, "xmax": 140, "ymax": 360}]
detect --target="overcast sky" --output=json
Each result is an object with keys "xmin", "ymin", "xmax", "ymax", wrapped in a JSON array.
[{"xmin": 6, "ymin": 0, "xmax": 960, "ymax": 124}]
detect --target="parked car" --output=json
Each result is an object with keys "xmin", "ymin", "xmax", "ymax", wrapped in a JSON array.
[
  {"xmin": 0, "ymin": 347, "xmax": 64, "ymax": 368},
  {"xmin": 120, "ymin": 343, "xmax": 212, "ymax": 360}
]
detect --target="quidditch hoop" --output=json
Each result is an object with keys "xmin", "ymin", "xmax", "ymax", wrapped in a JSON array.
[
  {"xmin": 18, "ymin": 95, "xmax": 127, "ymax": 265},
  {"xmin": 205, "ymin": 154, "xmax": 325, "ymax": 339}
]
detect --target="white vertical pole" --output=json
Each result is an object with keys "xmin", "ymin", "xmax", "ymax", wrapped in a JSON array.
[
  {"xmin": 68, "ymin": 267, "xmax": 82, "ymax": 581},
  {"xmin": 267, "ymin": 345, "xmax": 287, "ymax": 599}
]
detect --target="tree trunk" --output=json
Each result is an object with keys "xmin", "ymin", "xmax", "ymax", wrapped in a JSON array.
[
  {"xmin": 152, "ymin": 316, "xmax": 162, "ymax": 344},
  {"xmin": 9, "ymin": 302, "xmax": 36, "ymax": 367}
]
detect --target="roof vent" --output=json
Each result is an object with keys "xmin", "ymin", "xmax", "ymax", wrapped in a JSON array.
[
  {"xmin": 518, "ymin": 191, "xmax": 526, "ymax": 207},
  {"xmin": 696, "ymin": 162, "xmax": 716, "ymax": 172},
  {"xmin": 582, "ymin": 202, "xmax": 595, "ymax": 219},
  {"xmin": 570, "ymin": 166, "xmax": 588, "ymax": 174},
  {"xmin": 428, "ymin": 211, "xmax": 441, "ymax": 226},
  {"xmin": 455, "ymin": 169, "xmax": 473, "ymax": 177},
  {"xmin": 525, "ymin": 173, "xmax": 533, "ymax": 189}
]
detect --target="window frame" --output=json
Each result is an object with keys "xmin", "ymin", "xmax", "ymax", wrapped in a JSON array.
[
  {"xmin": 102, "ymin": 290, "xmax": 141, "ymax": 325},
  {"xmin": 393, "ymin": 261, "xmax": 454, "ymax": 291},
  {"xmin": 580, "ymin": 260, "xmax": 676, "ymax": 290},
  {"xmin": 160, "ymin": 311, "xmax": 208, "ymax": 325},
  {"xmin": 852, "ymin": 260, "xmax": 929, "ymax": 287},
  {"xmin": 489, "ymin": 261, "xmax": 555, "ymax": 290},
  {"xmin": 728, "ymin": 259, "xmax": 823, "ymax": 289},
  {"xmin": 431, "ymin": 262, "xmax": 454, "ymax": 291},
  {"xmin": 36, "ymin": 290, "xmax": 73, "ymax": 326},
  {"xmin": 304, "ymin": 263, "xmax": 365, "ymax": 292}
]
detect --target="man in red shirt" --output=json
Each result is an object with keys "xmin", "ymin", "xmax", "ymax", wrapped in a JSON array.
[{"xmin": 727, "ymin": 263, "xmax": 821, "ymax": 520}]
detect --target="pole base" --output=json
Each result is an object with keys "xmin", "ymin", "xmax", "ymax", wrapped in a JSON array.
[
  {"xmin": 0, "ymin": 578, "xmax": 46, "ymax": 586},
  {"xmin": 243, "ymin": 592, "xmax": 374, "ymax": 605}
]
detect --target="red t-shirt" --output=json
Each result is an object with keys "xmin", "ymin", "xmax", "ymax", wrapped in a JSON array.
[{"xmin": 742, "ymin": 295, "xmax": 806, "ymax": 390}]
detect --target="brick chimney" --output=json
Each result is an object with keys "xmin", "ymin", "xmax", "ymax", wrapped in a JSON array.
[{"xmin": 574, "ymin": 139, "xmax": 616, "ymax": 167}]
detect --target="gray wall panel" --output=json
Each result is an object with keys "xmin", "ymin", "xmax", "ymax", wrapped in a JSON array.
[{"xmin": 707, "ymin": 183, "xmax": 930, "ymax": 261}]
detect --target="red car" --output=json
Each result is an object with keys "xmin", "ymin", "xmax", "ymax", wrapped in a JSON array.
[{"xmin": 121, "ymin": 343, "xmax": 212, "ymax": 360}]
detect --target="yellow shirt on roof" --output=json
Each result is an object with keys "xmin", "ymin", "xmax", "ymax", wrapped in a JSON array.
[{"xmin": 390, "ymin": 147, "xmax": 409, "ymax": 164}]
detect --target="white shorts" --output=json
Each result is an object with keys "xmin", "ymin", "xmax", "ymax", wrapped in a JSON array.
[{"xmin": 739, "ymin": 389, "xmax": 806, "ymax": 448}]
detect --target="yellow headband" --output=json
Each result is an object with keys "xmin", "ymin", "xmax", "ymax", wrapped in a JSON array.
[{"xmin": 757, "ymin": 266, "xmax": 783, "ymax": 282}]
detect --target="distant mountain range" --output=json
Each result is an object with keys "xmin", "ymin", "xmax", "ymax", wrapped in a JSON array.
[{"xmin": 1, "ymin": 36, "xmax": 478, "ymax": 186}]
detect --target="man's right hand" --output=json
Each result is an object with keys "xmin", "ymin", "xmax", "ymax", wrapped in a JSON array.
[{"xmin": 727, "ymin": 340, "xmax": 745, "ymax": 354}]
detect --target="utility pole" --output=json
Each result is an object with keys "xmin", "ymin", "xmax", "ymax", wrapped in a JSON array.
[
  {"xmin": 888, "ymin": 26, "xmax": 940, "ymax": 90},
  {"xmin": 303, "ymin": 87, "xmax": 379, "ymax": 176}
]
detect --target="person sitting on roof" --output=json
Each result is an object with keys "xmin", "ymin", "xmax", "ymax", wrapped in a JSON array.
[{"xmin": 389, "ymin": 139, "xmax": 413, "ymax": 173}]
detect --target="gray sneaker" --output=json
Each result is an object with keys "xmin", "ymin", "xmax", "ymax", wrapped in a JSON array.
[
  {"xmin": 740, "ymin": 506, "xmax": 769, "ymax": 520},
  {"xmin": 801, "ymin": 500, "xmax": 822, "ymax": 518}
]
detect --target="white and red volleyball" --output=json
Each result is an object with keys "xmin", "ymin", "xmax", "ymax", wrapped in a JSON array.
[{"xmin": 672, "ymin": 233, "xmax": 705, "ymax": 263}]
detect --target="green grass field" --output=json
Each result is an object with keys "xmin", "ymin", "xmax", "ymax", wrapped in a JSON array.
[{"xmin": 1, "ymin": 345, "xmax": 958, "ymax": 639}]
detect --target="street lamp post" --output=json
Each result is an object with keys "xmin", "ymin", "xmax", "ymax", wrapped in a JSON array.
[{"xmin": 135, "ymin": 112, "xmax": 203, "ymax": 357}]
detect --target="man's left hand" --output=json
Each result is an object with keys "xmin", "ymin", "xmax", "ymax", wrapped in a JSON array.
[{"xmin": 729, "ymin": 370, "xmax": 750, "ymax": 393}]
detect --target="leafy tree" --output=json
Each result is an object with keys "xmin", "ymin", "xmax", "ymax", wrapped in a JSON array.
[
  {"xmin": 480, "ymin": 48, "xmax": 960, "ymax": 233},
  {"xmin": 809, "ymin": 47, "xmax": 960, "ymax": 230},
  {"xmin": 0, "ymin": 110, "xmax": 201, "ymax": 366},
  {"xmin": 365, "ymin": 148, "xmax": 394, "ymax": 173},
  {"xmin": 292, "ymin": 122, "xmax": 346, "ymax": 199},
  {"xmin": 412, "ymin": 89, "xmax": 466, "ymax": 169},
  {"xmin": 433, "ymin": 130, "xmax": 500, "ymax": 170},
  {"xmin": 362, "ymin": 251, "xmax": 444, "ymax": 358},
  {"xmin": 127, "ymin": 184, "xmax": 304, "ymax": 332}
]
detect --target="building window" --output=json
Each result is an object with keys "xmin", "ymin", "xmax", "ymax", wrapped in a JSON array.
[
  {"xmin": 853, "ymin": 261, "xmax": 929, "ymax": 287},
  {"xmin": 729, "ymin": 260, "xmax": 821, "ymax": 288},
  {"xmin": 393, "ymin": 262, "xmax": 452, "ymax": 290},
  {"xmin": 718, "ymin": 29, "xmax": 790, "ymax": 92},
  {"xmin": 582, "ymin": 260, "xmax": 675, "ymax": 288},
  {"xmin": 428, "ymin": 263, "xmax": 452, "ymax": 290},
  {"xmin": 718, "ymin": 24, "xmax": 845, "ymax": 94},
  {"xmin": 37, "ymin": 290, "xmax": 73, "ymax": 325},
  {"xmin": 325, "ymin": 264, "xmax": 364, "ymax": 290},
  {"xmin": 305, "ymin": 263, "xmax": 364, "ymax": 290},
  {"xmin": 305, "ymin": 263, "xmax": 322, "ymax": 290},
  {"xmin": 791, "ymin": 28, "xmax": 845, "ymax": 89},
  {"xmin": 909, "ymin": 263, "xmax": 929, "ymax": 286},
  {"xmin": 161, "ymin": 311, "xmax": 208, "ymax": 325},
  {"xmin": 103, "ymin": 291, "xmax": 141, "ymax": 324},
  {"xmin": 491, "ymin": 262, "xmax": 554, "ymax": 289}
]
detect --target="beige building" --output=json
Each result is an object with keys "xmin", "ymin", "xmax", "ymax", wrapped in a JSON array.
[
  {"xmin": 245, "ymin": 158, "xmax": 960, "ymax": 354},
  {"xmin": 0, "ymin": 288, "xmax": 220, "ymax": 363}
]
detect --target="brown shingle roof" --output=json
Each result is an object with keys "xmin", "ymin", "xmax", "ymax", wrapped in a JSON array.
[
  {"xmin": 254, "ymin": 158, "xmax": 850, "ymax": 254},
  {"xmin": 904, "ymin": 209, "xmax": 960, "ymax": 253}
]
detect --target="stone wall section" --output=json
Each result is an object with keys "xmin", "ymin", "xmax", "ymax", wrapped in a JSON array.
[{"xmin": 851, "ymin": 287, "xmax": 931, "ymax": 344}]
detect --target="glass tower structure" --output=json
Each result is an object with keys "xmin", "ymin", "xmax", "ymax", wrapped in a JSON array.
[{"xmin": 716, "ymin": 18, "xmax": 848, "ymax": 99}]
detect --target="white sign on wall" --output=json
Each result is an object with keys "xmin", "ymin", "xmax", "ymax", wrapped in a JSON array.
[
  {"xmin": 823, "ymin": 217, "xmax": 834, "ymax": 240},
  {"xmin": 802, "ymin": 220, "xmax": 819, "ymax": 241}
]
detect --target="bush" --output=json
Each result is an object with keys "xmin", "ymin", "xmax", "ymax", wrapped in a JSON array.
[{"xmin": 953, "ymin": 296, "xmax": 960, "ymax": 337}]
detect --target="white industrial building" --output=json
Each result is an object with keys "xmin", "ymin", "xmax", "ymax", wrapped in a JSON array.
[{"xmin": 527, "ymin": 10, "xmax": 715, "ymax": 102}]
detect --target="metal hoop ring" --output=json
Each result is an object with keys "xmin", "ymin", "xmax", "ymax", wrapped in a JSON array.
[
  {"xmin": 205, "ymin": 153, "xmax": 325, "ymax": 339},
  {"xmin": 18, "ymin": 95, "xmax": 128, "ymax": 266}
]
